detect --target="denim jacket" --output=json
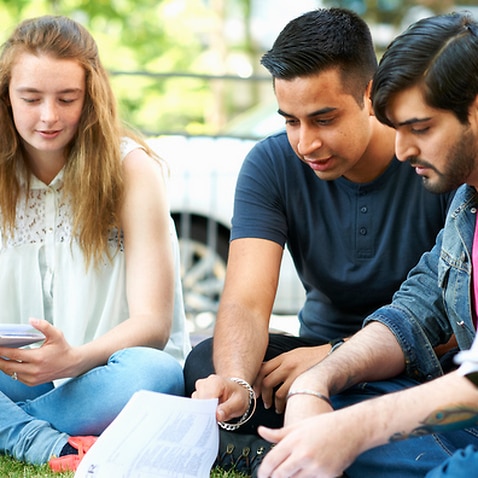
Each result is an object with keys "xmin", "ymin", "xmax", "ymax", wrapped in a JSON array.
[{"xmin": 364, "ymin": 184, "xmax": 477, "ymax": 382}]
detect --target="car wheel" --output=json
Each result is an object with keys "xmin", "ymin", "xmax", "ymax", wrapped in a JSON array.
[{"xmin": 172, "ymin": 214, "xmax": 229, "ymax": 334}]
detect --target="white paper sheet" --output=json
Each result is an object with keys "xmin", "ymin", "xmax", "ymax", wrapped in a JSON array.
[{"xmin": 75, "ymin": 390, "xmax": 219, "ymax": 478}]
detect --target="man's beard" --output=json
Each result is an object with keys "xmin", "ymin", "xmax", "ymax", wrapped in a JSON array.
[{"xmin": 410, "ymin": 127, "xmax": 476, "ymax": 194}]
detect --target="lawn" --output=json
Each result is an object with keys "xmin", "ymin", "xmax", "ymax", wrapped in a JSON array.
[{"xmin": 0, "ymin": 456, "xmax": 248, "ymax": 477}]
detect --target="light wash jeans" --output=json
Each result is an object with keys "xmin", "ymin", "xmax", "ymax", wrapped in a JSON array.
[
  {"xmin": 0, "ymin": 346, "xmax": 184, "ymax": 464},
  {"xmin": 331, "ymin": 376, "xmax": 478, "ymax": 477}
]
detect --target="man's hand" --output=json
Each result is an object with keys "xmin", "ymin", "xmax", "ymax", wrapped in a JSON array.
[
  {"xmin": 257, "ymin": 412, "xmax": 357, "ymax": 478},
  {"xmin": 254, "ymin": 345, "xmax": 330, "ymax": 413},
  {"xmin": 192, "ymin": 374, "xmax": 251, "ymax": 423}
]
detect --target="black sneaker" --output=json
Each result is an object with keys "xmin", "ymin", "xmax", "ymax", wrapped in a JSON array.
[{"xmin": 215, "ymin": 429, "xmax": 272, "ymax": 477}]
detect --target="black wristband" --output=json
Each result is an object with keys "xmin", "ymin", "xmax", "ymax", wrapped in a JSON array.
[
  {"xmin": 465, "ymin": 371, "xmax": 478, "ymax": 388},
  {"xmin": 328, "ymin": 338, "xmax": 345, "ymax": 355}
]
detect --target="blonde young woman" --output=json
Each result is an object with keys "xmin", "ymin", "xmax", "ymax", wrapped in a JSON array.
[{"xmin": 0, "ymin": 15, "xmax": 190, "ymax": 471}]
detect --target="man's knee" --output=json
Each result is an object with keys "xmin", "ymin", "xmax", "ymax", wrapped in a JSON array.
[{"xmin": 183, "ymin": 337, "xmax": 215, "ymax": 396}]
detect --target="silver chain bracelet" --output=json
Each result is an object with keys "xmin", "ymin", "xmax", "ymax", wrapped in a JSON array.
[{"xmin": 218, "ymin": 377, "xmax": 257, "ymax": 431}]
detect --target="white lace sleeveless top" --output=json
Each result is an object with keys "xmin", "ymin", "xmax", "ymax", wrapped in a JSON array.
[{"xmin": 0, "ymin": 138, "xmax": 190, "ymax": 364}]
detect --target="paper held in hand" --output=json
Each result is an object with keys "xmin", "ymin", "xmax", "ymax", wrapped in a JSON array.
[
  {"xmin": 0, "ymin": 324, "xmax": 45, "ymax": 348},
  {"xmin": 75, "ymin": 390, "xmax": 219, "ymax": 478}
]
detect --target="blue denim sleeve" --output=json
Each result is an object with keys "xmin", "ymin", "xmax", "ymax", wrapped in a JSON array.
[{"xmin": 364, "ymin": 229, "xmax": 448, "ymax": 382}]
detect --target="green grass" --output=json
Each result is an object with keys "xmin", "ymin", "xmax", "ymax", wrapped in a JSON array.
[
  {"xmin": 0, "ymin": 456, "xmax": 73, "ymax": 477},
  {"xmin": 0, "ymin": 456, "xmax": 248, "ymax": 477}
]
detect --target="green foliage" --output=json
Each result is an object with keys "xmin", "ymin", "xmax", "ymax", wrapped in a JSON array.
[
  {"xmin": 0, "ymin": 0, "xmax": 261, "ymax": 136},
  {"xmin": 4, "ymin": 1, "xmax": 474, "ymax": 136},
  {"xmin": 324, "ymin": 0, "xmax": 478, "ymax": 25}
]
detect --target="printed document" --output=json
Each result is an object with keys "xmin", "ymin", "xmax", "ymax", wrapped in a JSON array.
[{"xmin": 75, "ymin": 390, "xmax": 219, "ymax": 478}]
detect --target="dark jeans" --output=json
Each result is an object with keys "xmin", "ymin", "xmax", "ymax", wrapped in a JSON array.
[
  {"xmin": 183, "ymin": 333, "xmax": 324, "ymax": 433},
  {"xmin": 184, "ymin": 335, "xmax": 478, "ymax": 477},
  {"xmin": 332, "ymin": 376, "xmax": 478, "ymax": 477}
]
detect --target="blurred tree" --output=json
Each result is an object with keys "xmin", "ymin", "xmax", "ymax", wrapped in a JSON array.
[
  {"xmin": 1, "ymin": 0, "xmax": 477, "ymax": 135},
  {"xmin": 0, "ymin": 0, "xmax": 266, "ymax": 135},
  {"xmin": 323, "ymin": 0, "xmax": 478, "ymax": 55},
  {"xmin": 324, "ymin": 0, "xmax": 477, "ymax": 27}
]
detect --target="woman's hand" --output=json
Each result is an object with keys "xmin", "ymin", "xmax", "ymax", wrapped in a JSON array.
[{"xmin": 0, "ymin": 318, "xmax": 81, "ymax": 385}]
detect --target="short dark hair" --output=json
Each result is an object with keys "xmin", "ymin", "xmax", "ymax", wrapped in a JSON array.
[
  {"xmin": 260, "ymin": 8, "xmax": 377, "ymax": 105},
  {"xmin": 372, "ymin": 11, "xmax": 478, "ymax": 126}
]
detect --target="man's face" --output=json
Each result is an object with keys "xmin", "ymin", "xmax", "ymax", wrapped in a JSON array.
[
  {"xmin": 386, "ymin": 85, "xmax": 478, "ymax": 192},
  {"xmin": 274, "ymin": 68, "xmax": 373, "ymax": 182}
]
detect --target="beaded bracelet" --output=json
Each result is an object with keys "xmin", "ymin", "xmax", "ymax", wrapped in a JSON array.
[
  {"xmin": 218, "ymin": 377, "xmax": 257, "ymax": 431},
  {"xmin": 286, "ymin": 389, "xmax": 333, "ymax": 408}
]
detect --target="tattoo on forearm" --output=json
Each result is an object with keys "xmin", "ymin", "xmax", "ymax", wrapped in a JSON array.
[
  {"xmin": 329, "ymin": 374, "xmax": 359, "ymax": 396},
  {"xmin": 390, "ymin": 406, "xmax": 478, "ymax": 442}
]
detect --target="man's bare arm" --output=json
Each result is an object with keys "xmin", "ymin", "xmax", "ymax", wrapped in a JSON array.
[
  {"xmin": 258, "ymin": 371, "xmax": 478, "ymax": 478},
  {"xmin": 285, "ymin": 321, "xmax": 406, "ymax": 424},
  {"xmin": 193, "ymin": 237, "xmax": 283, "ymax": 422}
]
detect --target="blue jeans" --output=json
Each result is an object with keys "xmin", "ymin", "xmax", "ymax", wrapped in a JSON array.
[
  {"xmin": 0, "ymin": 346, "xmax": 184, "ymax": 464},
  {"xmin": 332, "ymin": 376, "xmax": 478, "ymax": 478},
  {"xmin": 426, "ymin": 445, "xmax": 478, "ymax": 477}
]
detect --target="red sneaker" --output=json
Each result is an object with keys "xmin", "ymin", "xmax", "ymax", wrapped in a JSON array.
[{"xmin": 48, "ymin": 435, "xmax": 97, "ymax": 472}]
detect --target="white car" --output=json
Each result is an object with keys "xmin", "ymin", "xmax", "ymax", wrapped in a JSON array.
[{"xmin": 148, "ymin": 134, "xmax": 304, "ymax": 334}]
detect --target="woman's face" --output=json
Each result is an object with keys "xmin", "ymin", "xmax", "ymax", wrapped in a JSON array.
[{"xmin": 8, "ymin": 52, "xmax": 85, "ymax": 167}]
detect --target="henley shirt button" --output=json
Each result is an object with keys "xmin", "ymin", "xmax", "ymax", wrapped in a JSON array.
[
  {"xmin": 359, "ymin": 227, "xmax": 367, "ymax": 235},
  {"xmin": 360, "ymin": 206, "xmax": 368, "ymax": 213},
  {"xmin": 471, "ymin": 207, "xmax": 477, "ymax": 214}
]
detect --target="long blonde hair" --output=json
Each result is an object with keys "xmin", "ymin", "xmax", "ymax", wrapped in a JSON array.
[{"xmin": 0, "ymin": 15, "xmax": 153, "ymax": 267}]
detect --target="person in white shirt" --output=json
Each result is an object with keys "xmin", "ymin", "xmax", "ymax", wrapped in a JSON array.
[{"xmin": 0, "ymin": 14, "xmax": 190, "ymax": 472}]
